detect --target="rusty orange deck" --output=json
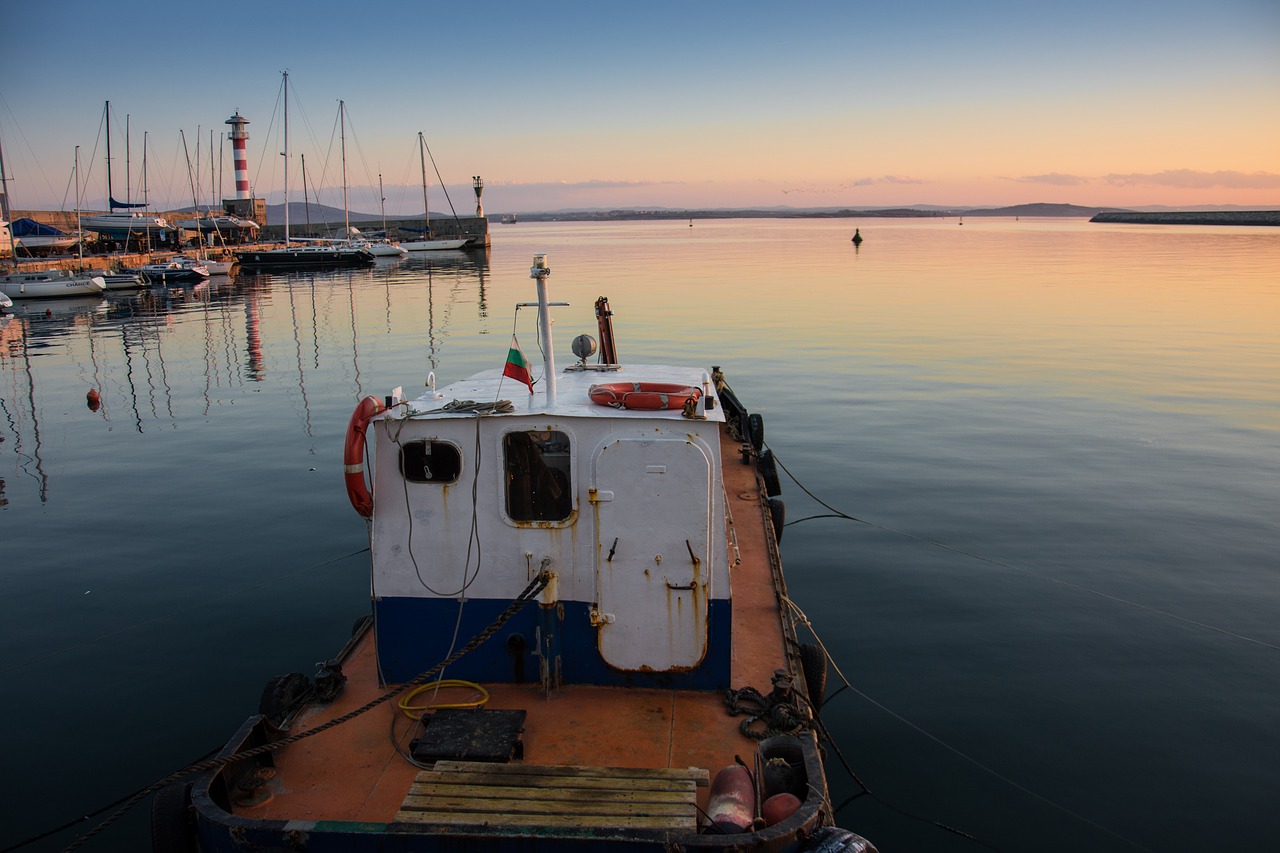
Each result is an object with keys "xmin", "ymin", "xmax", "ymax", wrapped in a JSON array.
[{"xmin": 236, "ymin": 426, "xmax": 791, "ymax": 822}]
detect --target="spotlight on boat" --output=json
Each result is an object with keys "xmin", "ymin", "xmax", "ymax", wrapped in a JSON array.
[{"xmin": 572, "ymin": 334, "xmax": 597, "ymax": 366}]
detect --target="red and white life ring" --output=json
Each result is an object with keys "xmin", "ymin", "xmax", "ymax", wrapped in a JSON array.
[
  {"xmin": 344, "ymin": 396, "xmax": 386, "ymax": 517},
  {"xmin": 588, "ymin": 382, "xmax": 701, "ymax": 411}
]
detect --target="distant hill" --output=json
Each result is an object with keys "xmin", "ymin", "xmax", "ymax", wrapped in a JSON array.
[
  {"xmin": 959, "ymin": 203, "xmax": 1128, "ymax": 217},
  {"xmin": 263, "ymin": 201, "xmax": 443, "ymax": 226}
]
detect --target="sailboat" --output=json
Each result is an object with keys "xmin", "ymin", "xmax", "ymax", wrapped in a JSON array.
[
  {"xmin": 79, "ymin": 102, "xmax": 170, "ymax": 248},
  {"xmin": 0, "ymin": 145, "xmax": 106, "ymax": 299},
  {"xmin": 293, "ymin": 102, "xmax": 405, "ymax": 259},
  {"xmin": 176, "ymin": 128, "xmax": 236, "ymax": 275},
  {"xmin": 234, "ymin": 75, "xmax": 374, "ymax": 271},
  {"xmin": 401, "ymin": 132, "xmax": 468, "ymax": 252}
]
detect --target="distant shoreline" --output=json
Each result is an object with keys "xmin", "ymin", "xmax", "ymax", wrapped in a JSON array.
[{"xmin": 510, "ymin": 205, "xmax": 1280, "ymax": 225}]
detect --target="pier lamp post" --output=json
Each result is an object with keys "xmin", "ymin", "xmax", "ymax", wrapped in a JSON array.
[{"xmin": 473, "ymin": 176, "xmax": 484, "ymax": 218}]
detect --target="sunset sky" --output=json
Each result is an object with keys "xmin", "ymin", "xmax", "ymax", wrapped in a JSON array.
[{"xmin": 2, "ymin": 0, "xmax": 1277, "ymax": 214}]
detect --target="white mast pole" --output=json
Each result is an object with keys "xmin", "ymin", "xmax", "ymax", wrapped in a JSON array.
[
  {"xmin": 283, "ymin": 71, "xmax": 290, "ymax": 246},
  {"xmin": 530, "ymin": 254, "xmax": 555, "ymax": 405}
]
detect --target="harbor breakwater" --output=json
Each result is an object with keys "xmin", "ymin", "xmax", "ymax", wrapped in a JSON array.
[{"xmin": 1091, "ymin": 210, "xmax": 1280, "ymax": 226}]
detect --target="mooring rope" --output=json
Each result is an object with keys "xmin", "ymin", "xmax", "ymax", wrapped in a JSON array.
[
  {"xmin": 772, "ymin": 446, "xmax": 1280, "ymax": 654},
  {"xmin": 58, "ymin": 571, "xmax": 551, "ymax": 853}
]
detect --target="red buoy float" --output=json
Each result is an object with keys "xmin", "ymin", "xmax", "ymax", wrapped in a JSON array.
[
  {"xmin": 588, "ymin": 381, "xmax": 700, "ymax": 411},
  {"xmin": 761, "ymin": 792, "xmax": 802, "ymax": 826},
  {"xmin": 344, "ymin": 395, "xmax": 386, "ymax": 518}
]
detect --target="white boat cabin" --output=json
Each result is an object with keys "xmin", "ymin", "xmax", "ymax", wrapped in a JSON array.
[{"xmin": 366, "ymin": 361, "xmax": 733, "ymax": 690}]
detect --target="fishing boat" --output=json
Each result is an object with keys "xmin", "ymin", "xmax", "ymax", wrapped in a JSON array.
[
  {"xmin": 234, "ymin": 75, "xmax": 374, "ymax": 272},
  {"xmin": 162, "ymin": 254, "xmax": 876, "ymax": 853},
  {"xmin": 0, "ymin": 268, "xmax": 105, "ymax": 298},
  {"xmin": 401, "ymin": 132, "xmax": 469, "ymax": 252}
]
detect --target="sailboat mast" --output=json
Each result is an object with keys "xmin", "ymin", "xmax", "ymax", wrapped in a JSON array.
[
  {"xmin": 418, "ymin": 132, "xmax": 429, "ymax": 238},
  {"xmin": 379, "ymin": 173, "xmax": 387, "ymax": 235},
  {"xmin": 301, "ymin": 154, "xmax": 312, "ymax": 232},
  {"xmin": 0, "ymin": 134, "xmax": 17, "ymax": 271},
  {"xmin": 340, "ymin": 100, "xmax": 349, "ymax": 237},
  {"xmin": 104, "ymin": 101, "xmax": 113, "ymax": 208},
  {"xmin": 75, "ymin": 146, "xmax": 84, "ymax": 269},
  {"xmin": 283, "ymin": 71, "xmax": 290, "ymax": 246},
  {"xmin": 125, "ymin": 114, "xmax": 131, "ymax": 205}
]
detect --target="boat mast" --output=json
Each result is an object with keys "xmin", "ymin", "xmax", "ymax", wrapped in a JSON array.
[
  {"xmin": 104, "ymin": 101, "xmax": 113, "ymax": 210},
  {"xmin": 418, "ymin": 132, "xmax": 430, "ymax": 238},
  {"xmin": 180, "ymin": 129, "xmax": 200, "ymax": 227},
  {"xmin": 75, "ymin": 146, "xmax": 84, "ymax": 270},
  {"xmin": 340, "ymin": 100, "xmax": 349, "ymax": 238},
  {"xmin": 301, "ymin": 154, "xmax": 312, "ymax": 233},
  {"xmin": 0, "ymin": 134, "xmax": 17, "ymax": 271},
  {"xmin": 125, "ymin": 114, "xmax": 131, "ymax": 205},
  {"xmin": 283, "ymin": 70, "xmax": 290, "ymax": 246},
  {"xmin": 379, "ymin": 173, "xmax": 387, "ymax": 236}
]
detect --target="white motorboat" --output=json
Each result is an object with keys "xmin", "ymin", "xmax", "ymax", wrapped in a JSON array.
[
  {"xmin": 201, "ymin": 257, "xmax": 237, "ymax": 275},
  {"xmin": 137, "ymin": 257, "xmax": 210, "ymax": 283},
  {"xmin": 101, "ymin": 272, "xmax": 147, "ymax": 290},
  {"xmin": 0, "ymin": 289, "xmax": 12, "ymax": 311},
  {"xmin": 0, "ymin": 269, "xmax": 106, "ymax": 298},
  {"xmin": 401, "ymin": 236, "xmax": 468, "ymax": 251}
]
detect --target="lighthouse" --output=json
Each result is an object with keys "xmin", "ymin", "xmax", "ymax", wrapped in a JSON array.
[
  {"xmin": 225, "ymin": 111, "xmax": 250, "ymax": 200},
  {"xmin": 221, "ymin": 110, "xmax": 265, "ymax": 234}
]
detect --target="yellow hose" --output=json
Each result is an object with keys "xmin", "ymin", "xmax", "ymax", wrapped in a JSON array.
[{"xmin": 397, "ymin": 679, "xmax": 490, "ymax": 719}]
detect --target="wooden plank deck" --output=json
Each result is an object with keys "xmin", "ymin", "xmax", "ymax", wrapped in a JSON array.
[{"xmin": 395, "ymin": 761, "xmax": 708, "ymax": 830}]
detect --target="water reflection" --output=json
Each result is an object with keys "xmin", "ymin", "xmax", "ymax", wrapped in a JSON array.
[{"xmin": 0, "ymin": 250, "xmax": 493, "ymax": 509}]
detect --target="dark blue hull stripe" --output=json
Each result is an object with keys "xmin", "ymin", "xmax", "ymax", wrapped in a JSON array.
[{"xmin": 373, "ymin": 597, "xmax": 732, "ymax": 690}]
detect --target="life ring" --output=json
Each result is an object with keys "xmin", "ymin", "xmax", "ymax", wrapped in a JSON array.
[
  {"xmin": 588, "ymin": 382, "xmax": 701, "ymax": 411},
  {"xmin": 344, "ymin": 395, "xmax": 386, "ymax": 517}
]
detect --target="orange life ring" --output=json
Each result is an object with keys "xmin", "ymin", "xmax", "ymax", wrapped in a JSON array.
[
  {"xmin": 344, "ymin": 396, "xmax": 386, "ymax": 517},
  {"xmin": 588, "ymin": 382, "xmax": 701, "ymax": 411}
]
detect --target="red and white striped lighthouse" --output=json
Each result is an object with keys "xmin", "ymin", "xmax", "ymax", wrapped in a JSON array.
[{"xmin": 225, "ymin": 111, "xmax": 250, "ymax": 200}]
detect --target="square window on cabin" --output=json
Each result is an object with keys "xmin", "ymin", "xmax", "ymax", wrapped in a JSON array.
[
  {"xmin": 504, "ymin": 430, "xmax": 572, "ymax": 522},
  {"xmin": 399, "ymin": 440, "xmax": 463, "ymax": 484}
]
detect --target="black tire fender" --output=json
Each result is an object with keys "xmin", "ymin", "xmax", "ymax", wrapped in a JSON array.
[
  {"xmin": 748, "ymin": 413, "xmax": 765, "ymax": 451},
  {"xmin": 759, "ymin": 448, "xmax": 782, "ymax": 497},
  {"xmin": 768, "ymin": 495, "xmax": 786, "ymax": 544},
  {"xmin": 799, "ymin": 642, "xmax": 828, "ymax": 712},
  {"xmin": 150, "ymin": 782, "xmax": 198, "ymax": 853}
]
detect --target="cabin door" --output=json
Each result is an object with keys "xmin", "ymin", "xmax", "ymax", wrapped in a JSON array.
[{"xmin": 593, "ymin": 437, "xmax": 711, "ymax": 671}]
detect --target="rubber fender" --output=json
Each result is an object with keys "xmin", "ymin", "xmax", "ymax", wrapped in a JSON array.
[
  {"xmin": 748, "ymin": 412, "xmax": 765, "ymax": 451},
  {"xmin": 150, "ymin": 782, "xmax": 198, "ymax": 853},
  {"xmin": 759, "ymin": 448, "xmax": 782, "ymax": 497},
  {"xmin": 799, "ymin": 643, "xmax": 827, "ymax": 711},
  {"xmin": 769, "ymin": 496, "xmax": 786, "ymax": 544},
  {"xmin": 798, "ymin": 826, "xmax": 880, "ymax": 853},
  {"xmin": 706, "ymin": 765, "xmax": 754, "ymax": 833}
]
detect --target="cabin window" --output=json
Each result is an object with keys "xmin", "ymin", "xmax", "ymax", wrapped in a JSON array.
[
  {"xmin": 504, "ymin": 430, "xmax": 572, "ymax": 522},
  {"xmin": 400, "ymin": 440, "xmax": 463, "ymax": 484}
]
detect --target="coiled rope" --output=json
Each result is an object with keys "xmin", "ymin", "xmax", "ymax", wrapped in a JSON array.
[{"xmin": 58, "ymin": 571, "xmax": 551, "ymax": 853}]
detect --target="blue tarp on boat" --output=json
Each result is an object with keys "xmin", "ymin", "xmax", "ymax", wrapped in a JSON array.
[{"xmin": 10, "ymin": 218, "xmax": 69, "ymax": 237}]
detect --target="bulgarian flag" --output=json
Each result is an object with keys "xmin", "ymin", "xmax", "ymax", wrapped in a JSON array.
[{"xmin": 503, "ymin": 335, "xmax": 535, "ymax": 394}]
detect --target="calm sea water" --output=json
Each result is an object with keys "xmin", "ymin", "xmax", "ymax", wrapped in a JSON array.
[{"xmin": 2, "ymin": 218, "xmax": 1277, "ymax": 852}]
